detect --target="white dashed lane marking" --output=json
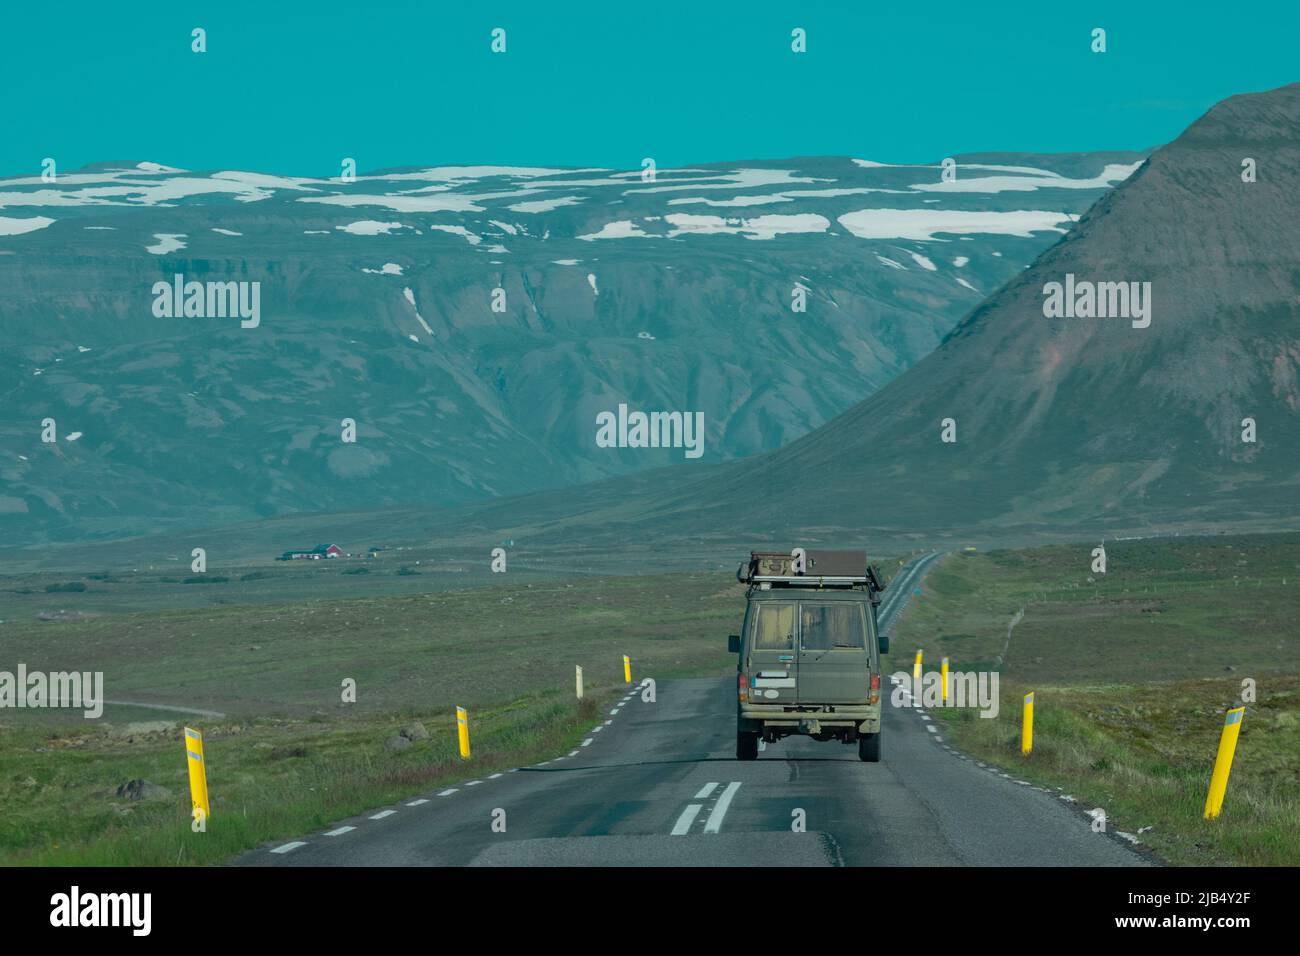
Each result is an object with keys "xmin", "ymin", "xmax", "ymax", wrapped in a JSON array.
[
  {"xmin": 438, "ymin": 788, "xmax": 458, "ymax": 797},
  {"xmin": 703, "ymin": 782, "xmax": 742, "ymax": 834},
  {"xmin": 405, "ymin": 799, "xmax": 429, "ymax": 807},
  {"xmin": 671, "ymin": 804, "xmax": 704, "ymax": 835},
  {"xmin": 694, "ymin": 782, "xmax": 719, "ymax": 800},
  {"xmin": 324, "ymin": 826, "xmax": 356, "ymax": 836},
  {"xmin": 369, "ymin": 810, "xmax": 397, "ymax": 820},
  {"xmin": 271, "ymin": 841, "xmax": 307, "ymax": 854}
]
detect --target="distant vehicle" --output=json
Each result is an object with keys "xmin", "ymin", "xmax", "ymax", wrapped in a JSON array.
[{"xmin": 730, "ymin": 550, "xmax": 888, "ymax": 762}]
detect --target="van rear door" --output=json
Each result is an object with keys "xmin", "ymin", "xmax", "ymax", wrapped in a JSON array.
[
  {"xmin": 745, "ymin": 601, "xmax": 797, "ymax": 703},
  {"xmin": 795, "ymin": 601, "xmax": 871, "ymax": 703}
]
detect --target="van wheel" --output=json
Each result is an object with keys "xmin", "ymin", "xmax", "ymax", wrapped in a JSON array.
[
  {"xmin": 737, "ymin": 730, "xmax": 759, "ymax": 761},
  {"xmin": 858, "ymin": 732, "xmax": 881, "ymax": 763}
]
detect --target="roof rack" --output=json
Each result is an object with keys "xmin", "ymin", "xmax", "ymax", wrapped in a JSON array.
[{"xmin": 738, "ymin": 550, "xmax": 881, "ymax": 591}]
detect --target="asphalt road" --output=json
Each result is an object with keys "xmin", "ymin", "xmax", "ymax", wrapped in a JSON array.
[{"xmin": 238, "ymin": 552, "xmax": 1150, "ymax": 867}]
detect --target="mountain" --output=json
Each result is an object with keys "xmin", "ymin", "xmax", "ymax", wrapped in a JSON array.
[
  {"xmin": 376, "ymin": 81, "xmax": 1300, "ymax": 553},
  {"xmin": 0, "ymin": 152, "xmax": 1142, "ymax": 546}
]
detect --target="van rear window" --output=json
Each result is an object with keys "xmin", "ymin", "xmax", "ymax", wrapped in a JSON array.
[
  {"xmin": 751, "ymin": 603, "xmax": 795, "ymax": 650},
  {"xmin": 800, "ymin": 603, "xmax": 865, "ymax": 650}
]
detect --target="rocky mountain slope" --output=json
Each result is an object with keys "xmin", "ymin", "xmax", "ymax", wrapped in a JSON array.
[
  {"xmin": 0, "ymin": 151, "xmax": 1140, "ymax": 544},
  {"xmin": 401, "ymin": 82, "xmax": 1300, "ymax": 551}
]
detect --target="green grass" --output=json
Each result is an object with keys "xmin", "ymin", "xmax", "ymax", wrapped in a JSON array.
[
  {"xmin": 1, "ymin": 570, "xmax": 744, "ymax": 717},
  {"xmin": 2, "ymin": 688, "xmax": 617, "ymax": 865},
  {"xmin": 0, "ymin": 567, "xmax": 747, "ymax": 864},
  {"xmin": 891, "ymin": 532, "xmax": 1300, "ymax": 866}
]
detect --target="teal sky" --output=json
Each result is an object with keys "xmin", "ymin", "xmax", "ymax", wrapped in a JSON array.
[{"xmin": 3, "ymin": 1, "xmax": 1296, "ymax": 177}]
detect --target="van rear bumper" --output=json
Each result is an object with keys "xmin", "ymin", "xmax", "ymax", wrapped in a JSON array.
[{"xmin": 740, "ymin": 703, "xmax": 881, "ymax": 734}]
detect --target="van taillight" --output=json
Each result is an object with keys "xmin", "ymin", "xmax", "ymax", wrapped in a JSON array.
[
  {"xmin": 738, "ymin": 672, "xmax": 749, "ymax": 703},
  {"xmin": 869, "ymin": 673, "xmax": 880, "ymax": 705}
]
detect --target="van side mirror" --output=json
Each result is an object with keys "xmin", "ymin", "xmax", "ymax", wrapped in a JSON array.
[
  {"xmin": 728, "ymin": 634, "xmax": 741, "ymax": 653},
  {"xmin": 878, "ymin": 634, "xmax": 890, "ymax": 654}
]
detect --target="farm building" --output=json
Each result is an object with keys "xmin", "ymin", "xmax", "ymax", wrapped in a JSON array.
[{"xmin": 278, "ymin": 543, "xmax": 344, "ymax": 561}]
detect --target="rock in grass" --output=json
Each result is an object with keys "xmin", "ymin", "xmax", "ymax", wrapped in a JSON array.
[
  {"xmin": 399, "ymin": 722, "xmax": 429, "ymax": 741},
  {"xmin": 116, "ymin": 779, "xmax": 171, "ymax": 801},
  {"xmin": 110, "ymin": 720, "xmax": 177, "ymax": 739},
  {"xmin": 384, "ymin": 735, "xmax": 411, "ymax": 752}
]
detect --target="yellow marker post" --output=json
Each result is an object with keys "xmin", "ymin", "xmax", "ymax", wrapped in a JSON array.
[
  {"xmin": 941, "ymin": 657, "xmax": 950, "ymax": 704},
  {"xmin": 913, "ymin": 649, "xmax": 923, "ymax": 680},
  {"xmin": 575, "ymin": 665, "xmax": 584, "ymax": 700},
  {"xmin": 1204, "ymin": 706, "xmax": 1245, "ymax": 820},
  {"xmin": 456, "ymin": 706, "xmax": 471, "ymax": 759},
  {"xmin": 184, "ymin": 726, "xmax": 210, "ymax": 824},
  {"xmin": 1021, "ymin": 692, "xmax": 1034, "ymax": 755},
  {"xmin": 623, "ymin": 654, "xmax": 631, "ymax": 684}
]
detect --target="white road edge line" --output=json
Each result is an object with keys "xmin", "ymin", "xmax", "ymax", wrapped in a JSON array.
[
  {"xmin": 406, "ymin": 799, "xmax": 430, "ymax": 807},
  {"xmin": 703, "ymin": 782, "xmax": 742, "ymax": 834},
  {"xmin": 438, "ymin": 788, "xmax": 458, "ymax": 797},
  {"xmin": 369, "ymin": 810, "xmax": 397, "ymax": 819},
  {"xmin": 324, "ymin": 826, "xmax": 356, "ymax": 836},
  {"xmin": 271, "ymin": 841, "xmax": 307, "ymax": 854}
]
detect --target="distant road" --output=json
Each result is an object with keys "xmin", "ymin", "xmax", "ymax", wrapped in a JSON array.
[{"xmin": 238, "ymin": 552, "xmax": 1150, "ymax": 867}]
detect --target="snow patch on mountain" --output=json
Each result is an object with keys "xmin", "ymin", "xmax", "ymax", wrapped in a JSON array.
[
  {"xmin": 665, "ymin": 213, "xmax": 831, "ymax": 240},
  {"xmin": 910, "ymin": 163, "xmax": 1140, "ymax": 193},
  {"xmin": 403, "ymin": 287, "xmax": 433, "ymax": 336},
  {"xmin": 426, "ymin": 224, "xmax": 482, "ymax": 245},
  {"xmin": 578, "ymin": 220, "xmax": 653, "ymax": 240},
  {"xmin": 301, "ymin": 192, "xmax": 482, "ymax": 213},
  {"xmin": 0, "ymin": 215, "xmax": 55, "ymax": 236},
  {"xmin": 838, "ymin": 208, "xmax": 1072, "ymax": 241},
  {"xmin": 146, "ymin": 233, "xmax": 187, "ymax": 254},
  {"xmin": 336, "ymin": 220, "xmax": 404, "ymax": 236},
  {"xmin": 508, "ymin": 196, "xmax": 584, "ymax": 213}
]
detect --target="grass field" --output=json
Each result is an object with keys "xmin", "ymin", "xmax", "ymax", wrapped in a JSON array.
[
  {"xmin": 0, "ymin": 567, "xmax": 746, "ymax": 864},
  {"xmin": 889, "ymin": 532, "xmax": 1300, "ymax": 866},
  {"xmin": 1, "ymin": 569, "xmax": 746, "ymax": 718},
  {"xmin": 4, "ymin": 533, "xmax": 1296, "ymax": 866}
]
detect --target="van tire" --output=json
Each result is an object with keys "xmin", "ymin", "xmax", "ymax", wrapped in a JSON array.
[
  {"xmin": 737, "ymin": 730, "xmax": 759, "ymax": 761},
  {"xmin": 858, "ymin": 731, "xmax": 881, "ymax": 763}
]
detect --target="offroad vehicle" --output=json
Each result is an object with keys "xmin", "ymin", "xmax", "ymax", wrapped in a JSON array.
[{"xmin": 728, "ymin": 550, "xmax": 888, "ymax": 762}]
